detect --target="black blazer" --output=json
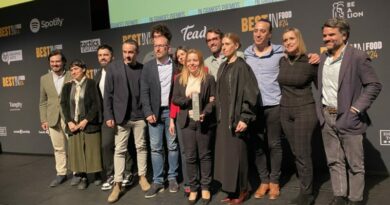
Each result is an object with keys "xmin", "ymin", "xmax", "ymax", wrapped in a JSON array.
[
  {"xmin": 103, "ymin": 60, "xmax": 143, "ymax": 124},
  {"xmin": 60, "ymin": 78, "xmax": 101, "ymax": 135},
  {"xmin": 172, "ymin": 74, "xmax": 216, "ymax": 129},
  {"xmin": 140, "ymin": 59, "xmax": 178, "ymax": 118}
]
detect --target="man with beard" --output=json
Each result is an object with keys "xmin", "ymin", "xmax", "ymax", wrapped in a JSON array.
[
  {"xmin": 39, "ymin": 49, "xmax": 72, "ymax": 187},
  {"xmin": 204, "ymin": 28, "xmax": 244, "ymax": 80},
  {"xmin": 316, "ymin": 18, "xmax": 381, "ymax": 205},
  {"xmin": 105, "ymin": 40, "xmax": 150, "ymax": 203},
  {"xmin": 94, "ymin": 45, "xmax": 134, "ymax": 191}
]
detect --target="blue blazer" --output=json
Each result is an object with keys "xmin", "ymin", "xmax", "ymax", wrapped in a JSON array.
[
  {"xmin": 316, "ymin": 45, "xmax": 382, "ymax": 135},
  {"xmin": 140, "ymin": 59, "xmax": 177, "ymax": 118}
]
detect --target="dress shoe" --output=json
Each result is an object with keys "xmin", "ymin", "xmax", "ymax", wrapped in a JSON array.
[
  {"xmin": 188, "ymin": 191, "xmax": 198, "ymax": 205},
  {"xmin": 201, "ymin": 190, "xmax": 211, "ymax": 205},
  {"xmin": 229, "ymin": 191, "xmax": 249, "ymax": 204},
  {"xmin": 139, "ymin": 175, "xmax": 151, "ymax": 191},
  {"xmin": 77, "ymin": 177, "xmax": 88, "ymax": 190},
  {"xmin": 107, "ymin": 182, "xmax": 122, "ymax": 203},
  {"xmin": 70, "ymin": 175, "xmax": 81, "ymax": 186},
  {"xmin": 254, "ymin": 183, "xmax": 270, "ymax": 198},
  {"xmin": 49, "ymin": 175, "xmax": 67, "ymax": 187},
  {"xmin": 269, "ymin": 183, "xmax": 280, "ymax": 200},
  {"xmin": 328, "ymin": 196, "xmax": 348, "ymax": 205},
  {"xmin": 348, "ymin": 200, "xmax": 363, "ymax": 205}
]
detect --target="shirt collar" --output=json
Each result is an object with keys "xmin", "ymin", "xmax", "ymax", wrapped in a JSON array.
[{"xmin": 157, "ymin": 57, "xmax": 172, "ymax": 66}]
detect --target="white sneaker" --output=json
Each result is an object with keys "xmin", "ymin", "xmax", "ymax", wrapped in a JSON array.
[{"xmin": 101, "ymin": 175, "xmax": 114, "ymax": 191}]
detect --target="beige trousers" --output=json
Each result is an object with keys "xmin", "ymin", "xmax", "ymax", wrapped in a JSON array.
[{"xmin": 48, "ymin": 119, "xmax": 68, "ymax": 176}]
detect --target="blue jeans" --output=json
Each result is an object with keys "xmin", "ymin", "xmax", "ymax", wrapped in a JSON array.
[{"xmin": 148, "ymin": 108, "xmax": 179, "ymax": 184}]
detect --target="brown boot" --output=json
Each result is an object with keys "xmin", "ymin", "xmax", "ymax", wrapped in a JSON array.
[
  {"xmin": 107, "ymin": 182, "xmax": 122, "ymax": 203},
  {"xmin": 254, "ymin": 183, "xmax": 270, "ymax": 199},
  {"xmin": 269, "ymin": 183, "xmax": 280, "ymax": 200},
  {"xmin": 139, "ymin": 175, "xmax": 151, "ymax": 191}
]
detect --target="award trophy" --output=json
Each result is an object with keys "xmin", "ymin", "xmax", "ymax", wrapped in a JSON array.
[{"xmin": 192, "ymin": 92, "xmax": 200, "ymax": 121}]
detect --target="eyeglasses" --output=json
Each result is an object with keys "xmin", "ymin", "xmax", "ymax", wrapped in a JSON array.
[{"xmin": 153, "ymin": 44, "xmax": 168, "ymax": 48}]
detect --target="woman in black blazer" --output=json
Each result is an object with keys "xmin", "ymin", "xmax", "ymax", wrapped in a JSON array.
[
  {"xmin": 60, "ymin": 60, "xmax": 102, "ymax": 190},
  {"xmin": 172, "ymin": 49, "xmax": 216, "ymax": 205}
]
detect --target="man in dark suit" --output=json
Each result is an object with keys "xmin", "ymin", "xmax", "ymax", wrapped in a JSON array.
[
  {"xmin": 316, "ymin": 18, "xmax": 382, "ymax": 205},
  {"xmin": 104, "ymin": 40, "xmax": 150, "ymax": 203},
  {"xmin": 141, "ymin": 35, "xmax": 179, "ymax": 198},
  {"xmin": 95, "ymin": 44, "xmax": 135, "ymax": 191}
]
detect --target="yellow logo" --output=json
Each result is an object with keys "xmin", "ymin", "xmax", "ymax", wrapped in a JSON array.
[
  {"xmin": 241, "ymin": 11, "xmax": 292, "ymax": 32},
  {"xmin": 2, "ymin": 75, "xmax": 25, "ymax": 87},
  {"xmin": 36, "ymin": 44, "xmax": 63, "ymax": 58},
  {"xmin": 122, "ymin": 32, "xmax": 152, "ymax": 46}
]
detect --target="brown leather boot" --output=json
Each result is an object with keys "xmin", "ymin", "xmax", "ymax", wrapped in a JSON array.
[
  {"xmin": 254, "ymin": 183, "xmax": 270, "ymax": 198},
  {"xmin": 269, "ymin": 183, "xmax": 280, "ymax": 200},
  {"xmin": 107, "ymin": 182, "xmax": 122, "ymax": 203},
  {"xmin": 139, "ymin": 175, "xmax": 151, "ymax": 191}
]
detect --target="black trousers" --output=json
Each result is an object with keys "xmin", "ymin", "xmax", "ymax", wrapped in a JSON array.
[
  {"xmin": 280, "ymin": 103, "xmax": 317, "ymax": 194},
  {"xmin": 101, "ymin": 123, "xmax": 133, "ymax": 178},
  {"xmin": 181, "ymin": 120, "xmax": 212, "ymax": 191},
  {"xmin": 249, "ymin": 105, "xmax": 283, "ymax": 184}
]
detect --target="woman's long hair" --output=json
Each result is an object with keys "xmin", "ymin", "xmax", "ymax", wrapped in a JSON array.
[{"xmin": 179, "ymin": 49, "xmax": 207, "ymax": 86}]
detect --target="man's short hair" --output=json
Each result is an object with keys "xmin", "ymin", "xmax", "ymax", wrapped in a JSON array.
[
  {"xmin": 48, "ymin": 49, "xmax": 66, "ymax": 64},
  {"xmin": 205, "ymin": 28, "xmax": 224, "ymax": 41},
  {"xmin": 258, "ymin": 18, "xmax": 273, "ymax": 33},
  {"xmin": 97, "ymin": 44, "xmax": 113, "ymax": 55},
  {"xmin": 123, "ymin": 39, "xmax": 139, "ymax": 53},
  {"xmin": 322, "ymin": 18, "xmax": 350, "ymax": 42},
  {"xmin": 151, "ymin": 24, "xmax": 172, "ymax": 43}
]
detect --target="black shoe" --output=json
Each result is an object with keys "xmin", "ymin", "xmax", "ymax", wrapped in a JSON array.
[
  {"xmin": 348, "ymin": 200, "xmax": 363, "ymax": 205},
  {"xmin": 299, "ymin": 194, "xmax": 314, "ymax": 205},
  {"xmin": 122, "ymin": 173, "xmax": 134, "ymax": 187},
  {"xmin": 168, "ymin": 179, "xmax": 179, "ymax": 193},
  {"xmin": 77, "ymin": 178, "xmax": 88, "ymax": 190},
  {"xmin": 145, "ymin": 183, "xmax": 165, "ymax": 198},
  {"xmin": 49, "ymin": 175, "xmax": 67, "ymax": 187},
  {"xmin": 329, "ymin": 196, "xmax": 348, "ymax": 205},
  {"xmin": 70, "ymin": 175, "xmax": 81, "ymax": 186}
]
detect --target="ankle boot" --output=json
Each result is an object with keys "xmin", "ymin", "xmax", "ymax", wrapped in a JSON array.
[{"xmin": 107, "ymin": 182, "xmax": 122, "ymax": 203}]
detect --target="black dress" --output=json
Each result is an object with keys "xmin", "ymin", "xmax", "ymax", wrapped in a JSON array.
[{"xmin": 214, "ymin": 57, "xmax": 259, "ymax": 193}]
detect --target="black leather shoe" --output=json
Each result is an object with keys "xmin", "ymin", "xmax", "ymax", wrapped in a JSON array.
[
  {"xmin": 329, "ymin": 196, "xmax": 348, "ymax": 205},
  {"xmin": 77, "ymin": 177, "xmax": 88, "ymax": 190}
]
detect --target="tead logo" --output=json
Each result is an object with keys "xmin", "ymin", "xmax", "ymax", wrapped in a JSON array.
[
  {"xmin": 122, "ymin": 32, "xmax": 152, "ymax": 46},
  {"xmin": 0, "ymin": 24, "xmax": 22, "ymax": 38},
  {"xmin": 36, "ymin": 44, "xmax": 63, "ymax": 58},
  {"xmin": 30, "ymin": 17, "xmax": 64, "ymax": 33},
  {"xmin": 2, "ymin": 75, "xmax": 25, "ymax": 87},
  {"xmin": 13, "ymin": 129, "xmax": 31, "ymax": 134},
  {"xmin": 80, "ymin": 38, "xmax": 101, "ymax": 53},
  {"xmin": 0, "ymin": 127, "xmax": 7, "ymax": 137},
  {"xmin": 332, "ymin": 1, "xmax": 363, "ymax": 19},
  {"xmin": 9, "ymin": 102, "xmax": 23, "ymax": 111},
  {"xmin": 181, "ymin": 25, "xmax": 207, "ymax": 41},
  {"xmin": 1, "ymin": 50, "xmax": 23, "ymax": 65},
  {"xmin": 241, "ymin": 11, "xmax": 292, "ymax": 32}
]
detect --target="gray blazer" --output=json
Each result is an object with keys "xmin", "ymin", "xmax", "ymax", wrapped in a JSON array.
[
  {"xmin": 316, "ymin": 45, "xmax": 382, "ymax": 135},
  {"xmin": 140, "ymin": 59, "xmax": 177, "ymax": 118},
  {"xmin": 39, "ymin": 71, "xmax": 72, "ymax": 127}
]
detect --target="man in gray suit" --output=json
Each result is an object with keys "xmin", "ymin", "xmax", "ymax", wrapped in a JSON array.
[
  {"xmin": 316, "ymin": 18, "xmax": 382, "ymax": 205},
  {"xmin": 39, "ymin": 50, "xmax": 72, "ymax": 187}
]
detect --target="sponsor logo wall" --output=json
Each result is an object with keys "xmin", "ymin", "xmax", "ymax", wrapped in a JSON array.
[{"xmin": 0, "ymin": 0, "xmax": 389, "ymax": 172}]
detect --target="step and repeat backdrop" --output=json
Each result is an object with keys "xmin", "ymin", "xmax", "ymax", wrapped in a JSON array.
[{"xmin": 0, "ymin": 0, "xmax": 389, "ymax": 173}]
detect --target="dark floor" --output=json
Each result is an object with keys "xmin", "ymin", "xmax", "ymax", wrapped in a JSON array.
[{"xmin": 0, "ymin": 154, "xmax": 389, "ymax": 205}]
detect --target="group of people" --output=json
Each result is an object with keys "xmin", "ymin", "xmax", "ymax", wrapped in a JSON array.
[{"xmin": 39, "ymin": 17, "xmax": 381, "ymax": 205}]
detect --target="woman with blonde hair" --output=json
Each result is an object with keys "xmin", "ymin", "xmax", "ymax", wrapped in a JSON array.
[
  {"xmin": 172, "ymin": 49, "xmax": 216, "ymax": 205},
  {"xmin": 278, "ymin": 27, "xmax": 318, "ymax": 205}
]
